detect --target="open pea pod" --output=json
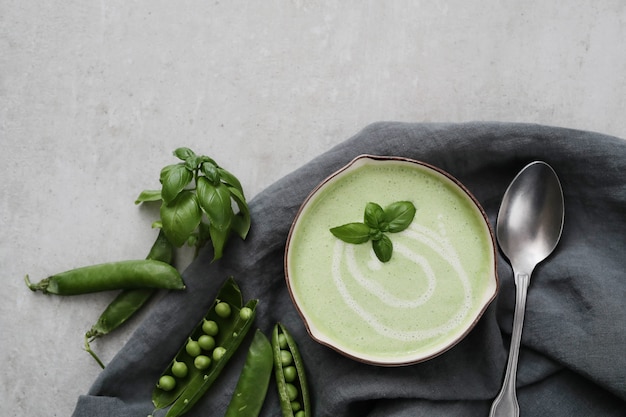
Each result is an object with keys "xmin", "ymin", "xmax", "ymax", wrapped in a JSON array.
[
  {"xmin": 151, "ymin": 277, "xmax": 258, "ymax": 417},
  {"xmin": 272, "ymin": 323, "xmax": 311, "ymax": 417}
]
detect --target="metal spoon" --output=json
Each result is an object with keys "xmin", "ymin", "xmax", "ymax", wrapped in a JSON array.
[{"xmin": 489, "ymin": 161, "xmax": 565, "ymax": 417}]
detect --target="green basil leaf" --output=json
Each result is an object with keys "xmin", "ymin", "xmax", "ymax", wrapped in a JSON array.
[
  {"xmin": 372, "ymin": 234, "xmax": 393, "ymax": 262},
  {"xmin": 364, "ymin": 202, "xmax": 385, "ymax": 230},
  {"xmin": 159, "ymin": 191, "xmax": 202, "ymax": 247},
  {"xmin": 369, "ymin": 228, "xmax": 383, "ymax": 241},
  {"xmin": 199, "ymin": 155, "xmax": 217, "ymax": 166},
  {"xmin": 201, "ymin": 161, "xmax": 221, "ymax": 185},
  {"xmin": 329, "ymin": 223, "xmax": 371, "ymax": 244},
  {"xmin": 227, "ymin": 186, "xmax": 251, "ymax": 239},
  {"xmin": 184, "ymin": 155, "xmax": 200, "ymax": 171},
  {"xmin": 134, "ymin": 189, "xmax": 162, "ymax": 205},
  {"xmin": 383, "ymin": 201, "xmax": 416, "ymax": 233},
  {"xmin": 209, "ymin": 223, "xmax": 229, "ymax": 260},
  {"xmin": 173, "ymin": 147, "xmax": 196, "ymax": 161},
  {"xmin": 160, "ymin": 164, "xmax": 193, "ymax": 204},
  {"xmin": 218, "ymin": 167, "xmax": 244, "ymax": 195},
  {"xmin": 196, "ymin": 177, "xmax": 234, "ymax": 230}
]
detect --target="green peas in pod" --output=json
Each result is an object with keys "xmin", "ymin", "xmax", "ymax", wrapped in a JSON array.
[
  {"xmin": 151, "ymin": 277, "xmax": 258, "ymax": 417},
  {"xmin": 272, "ymin": 323, "xmax": 311, "ymax": 417}
]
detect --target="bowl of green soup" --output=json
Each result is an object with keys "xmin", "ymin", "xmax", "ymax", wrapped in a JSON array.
[{"xmin": 284, "ymin": 155, "xmax": 498, "ymax": 366}]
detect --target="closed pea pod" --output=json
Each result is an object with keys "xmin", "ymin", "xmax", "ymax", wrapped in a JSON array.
[
  {"xmin": 84, "ymin": 287, "xmax": 156, "ymax": 368},
  {"xmin": 272, "ymin": 323, "xmax": 311, "ymax": 417},
  {"xmin": 224, "ymin": 329, "xmax": 273, "ymax": 417},
  {"xmin": 25, "ymin": 259, "xmax": 184, "ymax": 295}
]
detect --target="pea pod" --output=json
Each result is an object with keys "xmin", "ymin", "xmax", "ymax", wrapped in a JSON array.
[
  {"xmin": 84, "ymin": 287, "xmax": 155, "ymax": 368},
  {"xmin": 272, "ymin": 323, "xmax": 311, "ymax": 417},
  {"xmin": 83, "ymin": 230, "xmax": 176, "ymax": 368},
  {"xmin": 151, "ymin": 277, "xmax": 258, "ymax": 417},
  {"xmin": 24, "ymin": 259, "xmax": 185, "ymax": 295},
  {"xmin": 224, "ymin": 329, "xmax": 273, "ymax": 417}
]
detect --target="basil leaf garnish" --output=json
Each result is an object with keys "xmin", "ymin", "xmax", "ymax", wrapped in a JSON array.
[
  {"xmin": 372, "ymin": 234, "xmax": 393, "ymax": 263},
  {"xmin": 330, "ymin": 223, "xmax": 372, "ymax": 244},
  {"xmin": 364, "ymin": 202, "xmax": 385, "ymax": 230},
  {"xmin": 330, "ymin": 200, "xmax": 416, "ymax": 263},
  {"xmin": 384, "ymin": 201, "xmax": 416, "ymax": 233}
]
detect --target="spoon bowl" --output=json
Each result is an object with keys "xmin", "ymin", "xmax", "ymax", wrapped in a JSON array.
[
  {"xmin": 497, "ymin": 161, "xmax": 565, "ymax": 273},
  {"xmin": 489, "ymin": 161, "xmax": 564, "ymax": 417}
]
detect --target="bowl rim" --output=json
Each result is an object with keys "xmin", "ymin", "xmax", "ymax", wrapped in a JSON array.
[{"xmin": 283, "ymin": 154, "xmax": 499, "ymax": 366}]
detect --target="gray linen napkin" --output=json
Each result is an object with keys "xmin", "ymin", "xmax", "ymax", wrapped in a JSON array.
[{"xmin": 72, "ymin": 122, "xmax": 626, "ymax": 417}]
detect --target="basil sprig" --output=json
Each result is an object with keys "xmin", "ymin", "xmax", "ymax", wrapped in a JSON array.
[
  {"xmin": 135, "ymin": 147, "xmax": 251, "ymax": 261},
  {"xmin": 330, "ymin": 201, "xmax": 416, "ymax": 262}
]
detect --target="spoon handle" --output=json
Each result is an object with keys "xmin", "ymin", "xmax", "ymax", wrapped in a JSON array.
[{"xmin": 489, "ymin": 272, "xmax": 530, "ymax": 417}]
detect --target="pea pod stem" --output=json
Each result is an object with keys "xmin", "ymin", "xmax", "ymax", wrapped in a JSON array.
[{"xmin": 84, "ymin": 334, "xmax": 106, "ymax": 369}]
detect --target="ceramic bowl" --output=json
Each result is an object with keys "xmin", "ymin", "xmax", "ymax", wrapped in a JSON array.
[{"xmin": 284, "ymin": 155, "xmax": 498, "ymax": 366}]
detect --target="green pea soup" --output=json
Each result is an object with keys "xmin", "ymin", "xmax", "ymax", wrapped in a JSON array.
[{"xmin": 285, "ymin": 155, "xmax": 498, "ymax": 365}]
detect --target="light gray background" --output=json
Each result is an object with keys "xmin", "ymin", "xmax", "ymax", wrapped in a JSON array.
[{"xmin": 2, "ymin": 1, "xmax": 625, "ymax": 416}]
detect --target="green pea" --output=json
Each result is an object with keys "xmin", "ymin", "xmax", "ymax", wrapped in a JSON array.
[
  {"xmin": 158, "ymin": 375, "xmax": 176, "ymax": 391},
  {"xmin": 285, "ymin": 383, "xmax": 298, "ymax": 401},
  {"xmin": 212, "ymin": 346, "xmax": 226, "ymax": 361},
  {"xmin": 198, "ymin": 334, "xmax": 215, "ymax": 351},
  {"xmin": 202, "ymin": 319, "xmax": 219, "ymax": 336},
  {"xmin": 171, "ymin": 360, "xmax": 188, "ymax": 378},
  {"xmin": 280, "ymin": 349, "xmax": 293, "ymax": 366},
  {"xmin": 215, "ymin": 302, "xmax": 231, "ymax": 318},
  {"xmin": 295, "ymin": 411, "xmax": 305, "ymax": 417},
  {"xmin": 185, "ymin": 339, "xmax": 201, "ymax": 357},
  {"xmin": 283, "ymin": 365, "xmax": 297, "ymax": 383},
  {"xmin": 291, "ymin": 401, "xmax": 302, "ymax": 411},
  {"xmin": 239, "ymin": 306, "xmax": 253, "ymax": 320},
  {"xmin": 277, "ymin": 333, "xmax": 288, "ymax": 349},
  {"xmin": 194, "ymin": 355, "xmax": 211, "ymax": 370}
]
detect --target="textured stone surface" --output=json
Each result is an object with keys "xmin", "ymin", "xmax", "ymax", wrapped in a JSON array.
[{"xmin": 1, "ymin": 1, "xmax": 625, "ymax": 415}]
